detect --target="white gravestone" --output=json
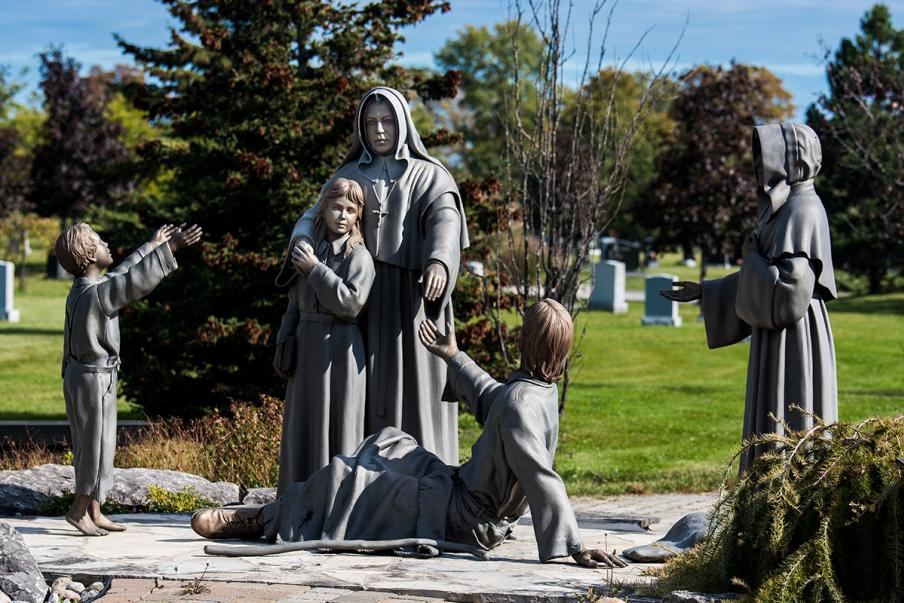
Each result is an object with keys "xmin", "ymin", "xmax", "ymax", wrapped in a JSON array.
[
  {"xmin": 0, "ymin": 260, "xmax": 20, "ymax": 322},
  {"xmin": 641, "ymin": 273, "xmax": 681, "ymax": 327},
  {"xmin": 590, "ymin": 260, "xmax": 627, "ymax": 313}
]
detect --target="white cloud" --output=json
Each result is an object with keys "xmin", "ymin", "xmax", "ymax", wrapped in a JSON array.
[{"xmin": 767, "ymin": 62, "xmax": 825, "ymax": 77}]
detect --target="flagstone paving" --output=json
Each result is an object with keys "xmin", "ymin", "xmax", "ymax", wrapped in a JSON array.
[{"xmin": 4, "ymin": 493, "xmax": 717, "ymax": 602}]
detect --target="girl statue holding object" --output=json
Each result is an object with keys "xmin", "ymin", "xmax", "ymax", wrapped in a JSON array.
[{"xmin": 273, "ymin": 178, "xmax": 375, "ymax": 491}]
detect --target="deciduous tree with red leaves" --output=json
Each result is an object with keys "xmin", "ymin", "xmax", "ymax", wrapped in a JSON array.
[{"xmin": 635, "ymin": 63, "xmax": 793, "ymax": 283}]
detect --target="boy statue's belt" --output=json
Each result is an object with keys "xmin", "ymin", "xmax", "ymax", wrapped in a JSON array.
[
  {"xmin": 66, "ymin": 356, "xmax": 120, "ymax": 374},
  {"xmin": 298, "ymin": 311, "xmax": 356, "ymax": 325}
]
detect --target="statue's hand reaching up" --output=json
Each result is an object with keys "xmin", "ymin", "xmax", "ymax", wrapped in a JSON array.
[
  {"xmin": 170, "ymin": 224, "xmax": 203, "ymax": 252},
  {"xmin": 660, "ymin": 281, "xmax": 702, "ymax": 303},
  {"xmin": 418, "ymin": 319, "xmax": 458, "ymax": 361},
  {"xmin": 150, "ymin": 224, "xmax": 176, "ymax": 249}
]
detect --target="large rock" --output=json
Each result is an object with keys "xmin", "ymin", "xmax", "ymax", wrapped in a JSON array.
[
  {"xmin": 665, "ymin": 590, "xmax": 740, "ymax": 602},
  {"xmin": 0, "ymin": 464, "xmax": 71, "ymax": 514},
  {"xmin": 0, "ymin": 521, "xmax": 49, "ymax": 603},
  {"xmin": 622, "ymin": 511, "xmax": 708, "ymax": 563},
  {"xmin": 242, "ymin": 487, "xmax": 277, "ymax": 505},
  {"xmin": 108, "ymin": 467, "xmax": 239, "ymax": 508},
  {"xmin": 0, "ymin": 464, "xmax": 240, "ymax": 515}
]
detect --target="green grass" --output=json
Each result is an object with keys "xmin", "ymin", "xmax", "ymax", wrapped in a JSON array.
[
  {"xmin": 459, "ymin": 290, "xmax": 904, "ymax": 495},
  {"xmin": 2, "ymin": 261, "xmax": 902, "ymax": 495},
  {"xmin": 0, "ymin": 262, "xmax": 140, "ymax": 419},
  {"xmin": 560, "ymin": 294, "xmax": 902, "ymax": 495},
  {"xmin": 623, "ymin": 256, "xmax": 735, "ymax": 291}
]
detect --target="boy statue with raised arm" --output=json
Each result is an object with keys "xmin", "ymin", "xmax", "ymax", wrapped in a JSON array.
[{"xmin": 56, "ymin": 222, "xmax": 202, "ymax": 536}]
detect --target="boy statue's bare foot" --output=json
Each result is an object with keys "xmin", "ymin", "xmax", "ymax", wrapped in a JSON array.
[
  {"xmin": 65, "ymin": 513, "xmax": 109, "ymax": 537},
  {"xmin": 90, "ymin": 512, "xmax": 127, "ymax": 532},
  {"xmin": 89, "ymin": 500, "xmax": 127, "ymax": 532}
]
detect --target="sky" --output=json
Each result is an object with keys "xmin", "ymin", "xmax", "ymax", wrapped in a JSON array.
[{"xmin": 1, "ymin": 0, "xmax": 902, "ymax": 120}]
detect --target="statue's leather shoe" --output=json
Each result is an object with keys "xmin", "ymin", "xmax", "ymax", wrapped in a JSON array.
[{"xmin": 191, "ymin": 506, "xmax": 263, "ymax": 539}]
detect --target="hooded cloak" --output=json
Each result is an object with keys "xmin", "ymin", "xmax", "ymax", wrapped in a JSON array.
[
  {"xmin": 701, "ymin": 121, "xmax": 838, "ymax": 474},
  {"xmin": 284, "ymin": 86, "xmax": 469, "ymax": 465},
  {"xmin": 752, "ymin": 122, "xmax": 836, "ymax": 299}
]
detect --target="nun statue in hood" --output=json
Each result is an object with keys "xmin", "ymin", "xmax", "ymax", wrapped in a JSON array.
[
  {"xmin": 662, "ymin": 122, "xmax": 837, "ymax": 474},
  {"xmin": 282, "ymin": 86, "xmax": 469, "ymax": 465}
]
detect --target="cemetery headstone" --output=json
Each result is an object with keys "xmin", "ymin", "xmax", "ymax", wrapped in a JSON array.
[
  {"xmin": 599, "ymin": 237, "xmax": 641, "ymax": 271},
  {"xmin": 590, "ymin": 260, "xmax": 627, "ymax": 313},
  {"xmin": 642, "ymin": 273, "xmax": 681, "ymax": 326},
  {"xmin": 0, "ymin": 261, "xmax": 20, "ymax": 323}
]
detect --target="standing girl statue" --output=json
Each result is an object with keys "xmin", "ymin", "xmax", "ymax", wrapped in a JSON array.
[
  {"xmin": 285, "ymin": 87, "xmax": 468, "ymax": 465},
  {"xmin": 274, "ymin": 178, "xmax": 375, "ymax": 491}
]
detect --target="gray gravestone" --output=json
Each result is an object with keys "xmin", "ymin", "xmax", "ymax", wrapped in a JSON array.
[
  {"xmin": 0, "ymin": 261, "xmax": 20, "ymax": 323},
  {"xmin": 642, "ymin": 273, "xmax": 681, "ymax": 326},
  {"xmin": 590, "ymin": 260, "xmax": 627, "ymax": 313}
]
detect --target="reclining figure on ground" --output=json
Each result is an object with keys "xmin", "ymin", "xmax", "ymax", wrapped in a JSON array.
[{"xmin": 192, "ymin": 299, "xmax": 626, "ymax": 569}]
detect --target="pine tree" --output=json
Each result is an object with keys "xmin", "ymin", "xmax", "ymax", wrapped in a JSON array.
[
  {"xmin": 808, "ymin": 3, "xmax": 904, "ymax": 293},
  {"xmin": 113, "ymin": 0, "xmax": 455, "ymax": 416}
]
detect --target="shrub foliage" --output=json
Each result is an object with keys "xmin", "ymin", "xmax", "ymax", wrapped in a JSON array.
[
  {"xmin": 657, "ymin": 413, "xmax": 904, "ymax": 601},
  {"xmin": 116, "ymin": 395, "xmax": 284, "ymax": 491},
  {"xmin": 110, "ymin": 0, "xmax": 457, "ymax": 416}
]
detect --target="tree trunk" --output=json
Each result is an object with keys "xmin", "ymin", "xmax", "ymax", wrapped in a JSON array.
[
  {"xmin": 868, "ymin": 267, "xmax": 883, "ymax": 295},
  {"xmin": 558, "ymin": 360, "xmax": 570, "ymax": 416},
  {"xmin": 682, "ymin": 242, "xmax": 694, "ymax": 262},
  {"xmin": 699, "ymin": 248, "xmax": 708, "ymax": 284}
]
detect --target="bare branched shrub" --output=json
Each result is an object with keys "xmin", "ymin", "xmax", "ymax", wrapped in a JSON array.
[{"xmin": 489, "ymin": 0, "xmax": 679, "ymax": 409}]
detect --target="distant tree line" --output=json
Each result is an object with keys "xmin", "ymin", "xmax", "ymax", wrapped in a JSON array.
[{"xmin": 0, "ymin": 1, "xmax": 900, "ymax": 416}]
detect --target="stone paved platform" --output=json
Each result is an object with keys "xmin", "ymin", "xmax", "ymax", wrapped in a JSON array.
[{"xmin": 3, "ymin": 493, "xmax": 716, "ymax": 602}]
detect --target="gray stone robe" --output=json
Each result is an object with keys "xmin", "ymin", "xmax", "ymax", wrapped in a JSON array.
[
  {"xmin": 275, "ymin": 236, "xmax": 375, "ymax": 492},
  {"xmin": 701, "ymin": 123, "xmax": 837, "ymax": 473},
  {"xmin": 260, "ymin": 351, "xmax": 584, "ymax": 562},
  {"xmin": 288, "ymin": 86, "xmax": 468, "ymax": 465},
  {"xmin": 62, "ymin": 242, "xmax": 177, "ymax": 502}
]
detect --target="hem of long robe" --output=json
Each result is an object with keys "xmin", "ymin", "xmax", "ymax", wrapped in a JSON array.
[
  {"xmin": 262, "ymin": 427, "xmax": 454, "ymax": 544},
  {"xmin": 738, "ymin": 299, "xmax": 837, "ymax": 474}
]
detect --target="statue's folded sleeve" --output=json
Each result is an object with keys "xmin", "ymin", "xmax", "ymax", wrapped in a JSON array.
[
  {"xmin": 736, "ymin": 252, "xmax": 816, "ymax": 330},
  {"xmin": 701, "ymin": 271, "xmax": 751, "ymax": 349}
]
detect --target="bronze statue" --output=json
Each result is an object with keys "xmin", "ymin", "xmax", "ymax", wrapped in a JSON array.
[{"xmin": 663, "ymin": 122, "xmax": 837, "ymax": 473}]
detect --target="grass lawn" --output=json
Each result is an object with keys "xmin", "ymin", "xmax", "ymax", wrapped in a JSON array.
[
  {"xmin": 459, "ymin": 290, "xmax": 904, "ymax": 495},
  {"xmin": 0, "ymin": 262, "xmax": 140, "ymax": 419},
  {"xmin": 623, "ymin": 258, "xmax": 734, "ymax": 291},
  {"xmin": 2, "ymin": 262, "xmax": 902, "ymax": 495}
]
